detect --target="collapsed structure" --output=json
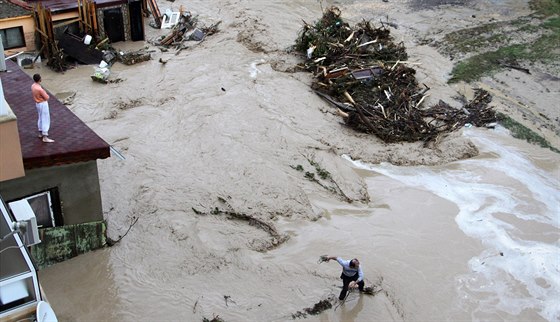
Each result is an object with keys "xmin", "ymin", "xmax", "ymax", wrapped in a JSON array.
[{"xmin": 295, "ymin": 7, "xmax": 496, "ymax": 143}]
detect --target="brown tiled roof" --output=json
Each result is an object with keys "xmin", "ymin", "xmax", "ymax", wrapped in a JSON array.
[
  {"xmin": 0, "ymin": 60, "xmax": 110, "ymax": 169},
  {"xmin": 0, "ymin": 0, "xmax": 32, "ymax": 19}
]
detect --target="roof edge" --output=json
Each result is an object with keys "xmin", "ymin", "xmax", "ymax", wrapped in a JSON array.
[{"xmin": 23, "ymin": 147, "xmax": 111, "ymax": 169}]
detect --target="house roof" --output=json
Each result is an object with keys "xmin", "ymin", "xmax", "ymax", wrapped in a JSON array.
[
  {"xmin": 0, "ymin": 0, "xmax": 32, "ymax": 19},
  {"xmin": 25, "ymin": 0, "xmax": 127, "ymax": 12},
  {"xmin": 0, "ymin": 59, "xmax": 110, "ymax": 169}
]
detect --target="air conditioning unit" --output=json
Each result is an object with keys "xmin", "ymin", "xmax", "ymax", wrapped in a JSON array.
[
  {"xmin": 16, "ymin": 52, "xmax": 41, "ymax": 68},
  {"xmin": 8, "ymin": 199, "xmax": 41, "ymax": 246}
]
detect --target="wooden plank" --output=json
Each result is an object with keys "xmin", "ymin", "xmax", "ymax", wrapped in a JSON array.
[
  {"xmin": 34, "ymin": 44, "xmax": 46, "ymax": 62},
  {"xmin": 34, "ymin": 7, "xmax": 46, "ymax": 57},
  {"xmin": 35, "ymin": 27, "xmax": 49, "ymax": 40},
  {"xmin": 147, "ymin": 0, "xmax": 162, "ymax": 26},
  {"xmin": 53, "ymin": 17, "xmax": 81, "ymax": 29},
  {"xmin": 78, "ymin": 0, "xmax": 84, "ymax": 33},
  {"xmin": 84, "ymin": 0, "xmax": 90, "ymax": 33},
  {"xmin": 37, "ymin": 5, "xmax": 47, "ymax": 38},
  {"xmin": 90, "ymin": 2, "xmax": 98, "ymax": 33},
  {"xmin": 82, "ymin": 0, "xmax": 89, "ymax": 34},
  {"xmin": 45, "ymin": 10, "xmax": 53, "ymax": 40},
  {"xmin": 37, "ymin": 5, "xmax": 50, "ymax": 57}
]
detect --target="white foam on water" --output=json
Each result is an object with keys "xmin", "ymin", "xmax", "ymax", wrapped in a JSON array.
[{"xmin": 343, "ymin": 129, "xmax": 560, "ymax": 321}]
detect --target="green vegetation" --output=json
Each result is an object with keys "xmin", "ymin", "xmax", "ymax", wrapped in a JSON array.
[
  {"xmin": 291, "ymin": 157, "xmax": 353, "ymax": 202},
  {"xmin": 448, "ymin": 17, "xmax": 560, "ymax": 83},
  {"xmin": 307, "ymin": 159, "xmax": 331, "ymax": 180},
  {"xmin": 292, "ymin": 160, "xmax": 331, "ymax": 180},
  {"xmin": 290, "ymin": 164, "xmax": 304, "ymax": 171},
  {"xmin": 530, "ymin": 0, "xmax": 560, "ymax": 16},
  {"xmin": 446, "ymin": 0, "xmax": 560, "ymax": 83},
  {"xmin": 497, "ymin": 112, "xmax": 560, "ymax": 153}
]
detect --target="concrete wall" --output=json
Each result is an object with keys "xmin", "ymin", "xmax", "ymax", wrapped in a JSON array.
[
  {"xmin": 0, "ymin": 98, "xmax": 25, "ymax": 182},
  {"xmin": 0, "ymin": 160, "xmax": 104, "ymax": 225},
  {"xmin": 0, "ymin": 110, "xmax": 25, "ymax": 182},
  {"xmin": 0, "ymin": 15, "xmax": 36, "ymax": 55}
]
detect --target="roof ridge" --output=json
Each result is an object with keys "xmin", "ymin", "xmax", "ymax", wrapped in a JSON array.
[{"xmin": 6, "ymin": 0, "xmax": 33, "ymax": 10}]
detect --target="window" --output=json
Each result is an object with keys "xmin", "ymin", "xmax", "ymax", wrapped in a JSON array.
[
  {"xmin": 8, "ymin": 189, "xmax": 63, "ymax": 228},
  {"xmin": 25, "ymin": 192, "xmax": 55, "ymax": 228},
  {"xmin": 0, "ymin": 27, "xmax": 26, "ymax": 50}
]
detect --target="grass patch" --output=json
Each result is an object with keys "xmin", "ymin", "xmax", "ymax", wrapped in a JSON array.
[
  {"xmin": 445, "ymin": 0, "xmax": 560, "ymax": 83},
  {"xmin": 542, "ymin": 16, "xmax": 560, "ymax": 29},
  {"xmin": 448, "ymin": 19, "xmax": 560, "ymax": 83},
  {"xmin": 530, "ymin": 0, "xmax": 560, "ymax": 16},
  {"xmin": 440, "ymin": 21, "xmax": 517, "ymax": 56},
  {"xmin": 497, "ymin": 112, "xmax": 560, "ymax": 153},
  {"xmin": 437, "ymin": 16, "xmax": 538, "ymax": 59}
]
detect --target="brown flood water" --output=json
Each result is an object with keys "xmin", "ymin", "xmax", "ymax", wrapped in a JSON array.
[
  {"xmin": 39, "ymin": 129, "xmax": 559, "ymax": 322},
  {"xmin": 31, "ymin": 0, "xmax": 559, "ymax": 321}
]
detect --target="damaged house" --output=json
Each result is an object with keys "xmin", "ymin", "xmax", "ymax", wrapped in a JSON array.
[
  {"xmin": 2, "ymin": 0, "xmax": 146, "ymax": 67},
  {"xmin": 26, "ymin": 0, "xmax": 145, "ymax": 43}
]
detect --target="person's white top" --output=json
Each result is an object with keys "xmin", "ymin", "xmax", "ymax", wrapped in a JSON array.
[{"xmin": 336, "ymin": 257, "xmax": 364, "ymax": 282}]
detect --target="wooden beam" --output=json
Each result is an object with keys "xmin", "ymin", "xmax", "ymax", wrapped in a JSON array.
[
  {"xmin": 147, "ymin": 0, "xmax": 162, "ymax": 27},
  {"xmin": 35, "ymin": 27, "xmax": 49, "ymax": 39},
  {"xmin": 36, "ymin": 4, "xmax": 48, "ymax": 57},
  {"xmin": 53, "ymin": 17, "xmax": 81, "ymax": 29},
  {"xmin": 45, "ymin": 9, "xmax": 53, "ymax": 40},
  {"xmin": 78, "ymin": 0, "xmax": 84, "ymax": 32},
  {"xmin": 90, "ymin": 1, "xmax": 98, "ymax": 33}
]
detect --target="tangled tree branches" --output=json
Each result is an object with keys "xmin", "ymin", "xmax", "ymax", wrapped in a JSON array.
[{"xmin": 295, "ymin": 7, "xmax": 496, "ymax": 143}]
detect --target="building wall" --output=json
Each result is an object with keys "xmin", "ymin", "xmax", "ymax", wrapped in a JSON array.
[
  {"xmin": 51, "ymin": 11, "xmax": 79, "ymax": 22},
  {"xmin": 96, "ymin": 3, "xmax": 130, "ymax": 41},
  {"xmin": 0, "ymin": 15, "xmax": 36, "ymax": 55},
  {"xmin": 0, "ymin": 109, "xmax": 25, "ymax": 182},
  {"xmin": 0, "ymin": 160, "xmax": 104, "ymax": 225}
]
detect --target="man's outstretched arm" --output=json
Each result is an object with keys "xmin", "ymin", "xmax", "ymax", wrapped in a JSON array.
[{"xmin": 326, "ymin": 256, "xmax": 345, "ymax": 266}]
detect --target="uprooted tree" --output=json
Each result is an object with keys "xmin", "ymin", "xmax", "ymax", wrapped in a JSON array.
[{"xmin": 294, "ymin": 7, "xmax": 496, "ymax": 143}]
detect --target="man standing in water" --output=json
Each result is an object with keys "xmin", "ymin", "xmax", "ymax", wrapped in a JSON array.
[
  {"xmin": 31, "ymin": 74, "xmax": 54, "ymax": 143},
  {"xmin": 326, "ymin": 256, "xmax": 365, "ymax": 300}
]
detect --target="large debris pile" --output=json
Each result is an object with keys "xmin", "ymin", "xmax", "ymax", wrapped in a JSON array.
[{"xmin": 295, "ymin": 7, "xmax": 496, "ymax": 143}]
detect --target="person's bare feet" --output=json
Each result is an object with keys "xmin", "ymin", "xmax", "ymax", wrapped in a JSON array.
[{"xmin": 42, "ymin": 137, "xmax": 55, "ymax": 143}]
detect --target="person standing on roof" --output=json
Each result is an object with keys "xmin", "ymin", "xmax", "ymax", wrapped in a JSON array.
[
  {"xmin": 31, "ymin": 73, "xmax": 54, "ymax": 143},
  {"xmin": 326, "ymin": 256, "xmax": 365, "ymax": 300}
]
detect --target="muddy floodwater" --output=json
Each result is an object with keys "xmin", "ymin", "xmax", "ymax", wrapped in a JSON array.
[
  {"xmin": 39, "ymin": 128, "xmax": 559, "ymax": 321},
  {"xmin": 31, "ymin": 0, "xmax": 559, "ymax": 321}
]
